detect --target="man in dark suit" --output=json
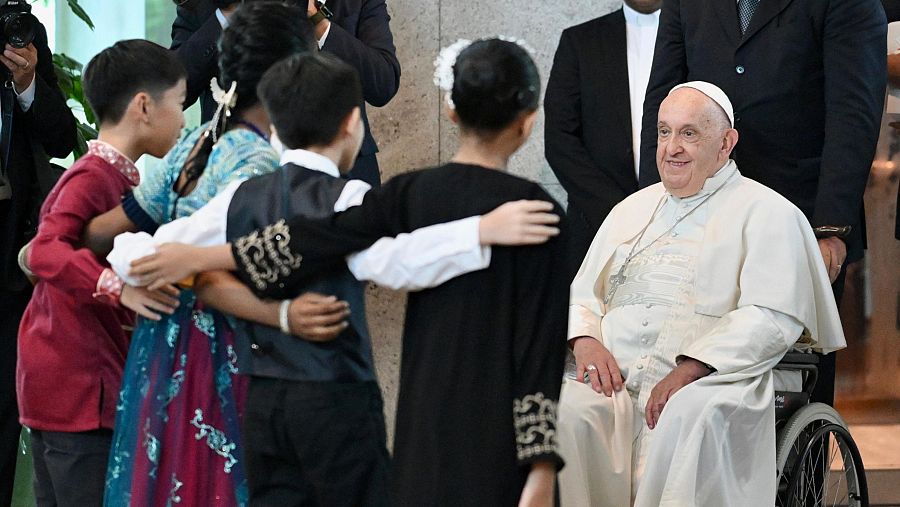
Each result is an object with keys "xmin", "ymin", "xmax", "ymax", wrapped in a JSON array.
[
  {"xmin": 171, "ymin": 0, "xmax": 400, "ymax": 187},
  {"xmin": 544, "ymin": 0, "xmax": 660, "ymax": 279},
  {"xmin": 885, "ymin": 0, "xmax": 900, "ymax": 240},
  {"xmin": 638, "ymin": 0, "xmax": 887, "ymax": 405},
  {"xmin": 0, "ymin": 20, "xmax": 77, "ymax": 506}
]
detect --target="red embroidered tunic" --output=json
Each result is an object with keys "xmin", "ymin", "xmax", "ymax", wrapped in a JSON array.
[{"xmin": 17, "ymin": 141, "xmax": 138, "ymax": 432}]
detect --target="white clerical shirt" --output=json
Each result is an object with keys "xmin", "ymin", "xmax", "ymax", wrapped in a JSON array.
[{"xmin": 624, "ymin": 4, "xmax": 659, "ymax": 176}]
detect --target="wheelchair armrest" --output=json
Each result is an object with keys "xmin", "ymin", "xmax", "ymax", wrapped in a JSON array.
[
  {"xmin": 774, "ymin": 351, "xmax": 819, "ymax": 396},
  {"xmin": 777, "ymin": 352, "xmax": 820, "ymax": 366}
]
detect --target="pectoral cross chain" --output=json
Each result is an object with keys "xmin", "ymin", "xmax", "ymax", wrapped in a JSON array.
[{"xmin": 603, "ymin": 266, "xmax": 628, "ymax": 304}]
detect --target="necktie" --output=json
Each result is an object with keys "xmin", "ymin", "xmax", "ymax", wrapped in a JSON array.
[{"xmin": 738, "ymin": 0, "xmax": 761, "ymax": 34}]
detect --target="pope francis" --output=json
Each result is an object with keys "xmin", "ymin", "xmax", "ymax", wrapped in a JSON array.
[{"xmin": 558, "ymin": 81, "xmax": 846, "ymax": 506}]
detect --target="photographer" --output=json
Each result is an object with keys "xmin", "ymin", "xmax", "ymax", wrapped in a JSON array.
[
  {"xmin": 0, "ymin": 4, "xmax": 77, "ymax": 505},
  {"xmin": 171, "ymin": 0, "xmax": 400, "ymax": 186}
]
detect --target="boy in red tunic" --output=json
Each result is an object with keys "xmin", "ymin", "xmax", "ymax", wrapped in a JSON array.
[{"xmin": 16, "ymin": 40, "xmax": 186, "ymax": 506}]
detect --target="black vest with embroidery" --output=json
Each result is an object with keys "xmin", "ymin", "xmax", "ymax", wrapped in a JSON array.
[{"xmin": 225, "ymin": 164, "xmax": 374, "ymax": 382}]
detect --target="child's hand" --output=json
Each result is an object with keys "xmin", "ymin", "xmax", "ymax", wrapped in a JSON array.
[
  {"xmin": 289, "ymin": 292, "xmax": 350, "ymax": 342},
  {"xmin": 480, "ymin": 200, "xmax": 560, "ymax": 246},
  {"xmin": 517, "ymin": 461, "xmax": 555, "ymax": 507},
  {"xmin": 120, "ymin": 284, "xmax": 181, "ymax": 321},
  {"xmin": 129, "ymin": 243, "xmax": 204, "ymax": 290}
]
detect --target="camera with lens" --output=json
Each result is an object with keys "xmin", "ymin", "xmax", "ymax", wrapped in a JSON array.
[{"xmin": 0, "ymin": 0, "xmax": 36, "ymax": 49}]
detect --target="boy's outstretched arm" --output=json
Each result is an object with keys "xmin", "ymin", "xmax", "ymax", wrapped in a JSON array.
[
  {"xmin": 83, "ymin": 204, "xmax": 139, "ymax": 257},
  {"xmin": 130, "ymin": 243, "xmax": 236, "ymax": 290},
  {"xmin": 194, "ymin": 270, "xmax": 350, "ymax": 342},
  {"xmin": 347, "ymin": 200, "xmax": 560, "ymax": 291}
]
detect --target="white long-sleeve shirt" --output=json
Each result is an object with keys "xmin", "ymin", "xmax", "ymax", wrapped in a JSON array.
[{"xmin": 108, "ymin": 148, "xmax": 491, "ymax": 291}]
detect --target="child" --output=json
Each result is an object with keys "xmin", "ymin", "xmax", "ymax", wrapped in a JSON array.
[
  {"xmin": 16, "ymin": 40, "xmax": 186, "ymax": 506},
  {"xmin": 96, "ymin": 5, "xmax": 317, "ymax": 506},
  {"xmin": 129, "ymin": 38, "xmax": 567, "ymax": 507},
  {"xmin": 106, "ymin": 51, "xmax": 558, "ymax": 505}
]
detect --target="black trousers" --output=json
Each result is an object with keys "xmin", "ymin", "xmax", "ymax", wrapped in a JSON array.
[
  {"xmin": 243, "ymin": 378, "xmax": 390, "ymax": 507},
  {"xmin": 0, "ymin": 289, "xmax": 29, "ymax": 507},
  {"xmin": 347, "ymin": 153, "xmax": 380, "ymax": 188},
  {"xmin": 29, "ymin": 428, "xmax": 112, "ymax": 507}
]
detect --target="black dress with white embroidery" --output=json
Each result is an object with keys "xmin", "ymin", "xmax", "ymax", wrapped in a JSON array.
[{"xmin": 231, "ymin": 163, "xmax": 569, "ymax": 506}]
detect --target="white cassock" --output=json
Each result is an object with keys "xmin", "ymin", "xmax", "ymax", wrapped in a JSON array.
[{"xmin": 558, "ymin": 160, "xmax": 846, "ymax": 507}]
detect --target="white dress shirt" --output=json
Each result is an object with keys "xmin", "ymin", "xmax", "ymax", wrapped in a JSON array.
[
  {"xmin": 108, "ymin": 148, "xmax": 491, "ymax": 291},
  {"xmin": 623, "ymin": 4, "xmax": 659, "ymax": 177}
]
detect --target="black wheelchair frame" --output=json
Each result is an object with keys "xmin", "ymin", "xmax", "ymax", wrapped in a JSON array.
[{"xmin": 774, "ymin": 352, "xmax": 868, "ymax": 507}]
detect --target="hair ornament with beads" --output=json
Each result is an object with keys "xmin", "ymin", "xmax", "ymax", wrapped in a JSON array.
[{"xmin": 207, "ymin": 78, "xmax": 238, "ymax": 143}]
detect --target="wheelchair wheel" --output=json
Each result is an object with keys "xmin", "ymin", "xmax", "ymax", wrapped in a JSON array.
[{"xmin": 775, "ymin": 403, "xmax": 868, "ymax": 507}]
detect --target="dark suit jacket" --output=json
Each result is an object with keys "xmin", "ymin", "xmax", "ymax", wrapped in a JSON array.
[
  {"xmin": 639, "ymin": 0, "xmax": 887, "ymax": 262},
  {"xmin": 544, "ymin": 9, "xmax": 638, "ymax": 275},
  {"xmin": 0, "ymin": 22, "xmax": 77, "ymax": 292},
  {"xmin": 171, "ymin": 0, "xmax": 401, "ymax": 185},
  {"xmin": 884, "ymin": 0, "xmax": 900, "ymax": 239}
]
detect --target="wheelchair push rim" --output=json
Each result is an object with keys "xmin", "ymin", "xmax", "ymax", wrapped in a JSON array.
[{"xmin": 776, "ymin": 403, "xmax": 868, "ymax": 507}]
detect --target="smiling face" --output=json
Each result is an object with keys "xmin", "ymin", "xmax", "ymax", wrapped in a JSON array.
[{"xmin": 655, "ymin": 88, "xmax": 738, "ymax": 197}]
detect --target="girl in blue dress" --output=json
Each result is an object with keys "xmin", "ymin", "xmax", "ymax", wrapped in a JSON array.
[{"xmin": 94, "ymin": 5, "xmax": 316, "ymax": 506}]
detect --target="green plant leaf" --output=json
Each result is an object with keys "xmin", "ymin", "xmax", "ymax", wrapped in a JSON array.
[
  {"xmin": 53, "ymin": 50, "xmax": 98, "ymax": 155},
  {"xmin": 65, "ymin": 0, "xmax": 95, "ymax": 30},
  {"xmin": 52, "ymin": 53, "xmax": 84, "ymax": 73}
]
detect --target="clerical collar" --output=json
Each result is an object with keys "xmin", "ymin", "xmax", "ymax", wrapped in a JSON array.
[
  {"xmin": 87, "ymin": 140, "xmax": 139, "ymax": 186},
  {"xmin": 623, "ymin": 3, "xmax": 660, "ymax": 26},
  {"xmin": 280, "ymin": 149, "xmax": 340, "ymax": 178},
  {"xmin": 668, "ymin": 159, "xmax": 737, "ymax": 203}
]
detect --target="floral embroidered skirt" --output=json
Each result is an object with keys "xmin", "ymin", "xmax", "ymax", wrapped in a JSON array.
[{"xmin": 105, "ymin": 292, "xmax": 248, "ymax": 506}]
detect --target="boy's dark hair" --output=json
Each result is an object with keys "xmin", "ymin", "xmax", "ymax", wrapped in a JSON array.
[
  {"xmin": 83, "ymin": 39, "xmax": 187, "ymax": 125},
  {"xmin": 257, "ymin": 52, "xmax": 363, "ymax": 150},
  {"xmin": 451, "ymin": 39, "xmax": 541, "ymax": 134}
]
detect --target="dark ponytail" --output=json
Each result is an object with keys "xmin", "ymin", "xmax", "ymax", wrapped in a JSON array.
[
  {"xmin": 175, "ymin": 1, "xmax": 315, "ymax": 201},
  {"xmin": 451, "ymin": 39, "xmax": 540, "ymax": 134}
]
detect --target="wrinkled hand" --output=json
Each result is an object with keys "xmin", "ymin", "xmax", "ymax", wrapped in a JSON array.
[
  {"xmin": 120, "ymin": 284, "xmax": 181, "ymax": 321},
  {"xmin": 517, "ymin": 462, "xmax": 555, "ymax": 507},
  {"xmin": 645, "ymin": 357, "xmax": 710, "ymax": 429},
  {"xmin": 129, "ymin": 243, "xmax": 205, "ymax": 290},
  {"xmin": 572, "ymin": 336, "xmax": 623, "ymax": 396},
  {"xmin": 0, "ymin": 44, "xmax": 37, "ymax": 93},
  {"xmin": 289, "ymin": 292, "xmax": 350, "ymax": 342},
  {"xmin": 818, "ymin": 237, "xmax": 847, "ymax": 283},
  {"xmin": 479, "ymin": 200, "xmax": 560, "ymax": 246}
]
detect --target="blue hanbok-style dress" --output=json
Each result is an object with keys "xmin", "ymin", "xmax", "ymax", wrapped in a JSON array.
[{"xmin": 104, "ymin": 125, "xmax": 278, "ymax": 507}]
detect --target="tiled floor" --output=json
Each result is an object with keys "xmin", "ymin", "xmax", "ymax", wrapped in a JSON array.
[
  {"xmin": 848, "ymin": 424, "xmax": 900, "ymax": 469},
  {"xmin": 847, "ymin": 424, "xmax": 900, "ymax": 505}
]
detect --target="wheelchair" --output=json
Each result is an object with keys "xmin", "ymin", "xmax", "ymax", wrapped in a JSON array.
[{"xmin": 774, "ymin": 352, "xmax": 868, "ymax": 507}]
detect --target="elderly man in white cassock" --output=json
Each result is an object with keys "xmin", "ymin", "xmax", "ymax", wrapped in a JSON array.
[{"xmin": 557, "ymin": 81, "xmax": 846, "ymax": 507}]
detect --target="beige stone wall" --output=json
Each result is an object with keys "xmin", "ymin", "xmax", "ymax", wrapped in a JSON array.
[{"xmin": 365, "ymin": 0, "xmax": 621, "ymax": 444}]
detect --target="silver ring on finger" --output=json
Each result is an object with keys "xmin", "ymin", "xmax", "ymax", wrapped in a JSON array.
[{"xmin": 586, "ymin": 364, "xmax": 598, "ymax": 372}]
